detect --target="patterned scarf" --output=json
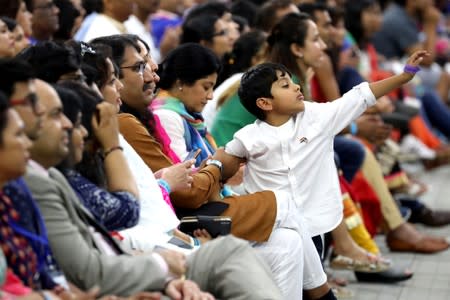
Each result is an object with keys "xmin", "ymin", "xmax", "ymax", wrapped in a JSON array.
[
  {"xmin": 0, "ymin": 192, "xmax": 38, "ymax": 289},
  {"xmin": 152, "ymin": 91, "xmax": 217, "ymax": 166}
]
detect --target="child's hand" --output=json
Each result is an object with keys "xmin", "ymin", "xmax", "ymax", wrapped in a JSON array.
[{"xmin": 405, "ymin": 50, "xmax": 429, "ymax": 69}]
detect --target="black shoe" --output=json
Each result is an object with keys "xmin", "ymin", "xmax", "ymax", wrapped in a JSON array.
[
  {"xmin": 354, "ymin": 266, "xmax": 413, "ymax": 283},
  {"xmin": 410, "ymin": 207, "xmax": 450, "ymax": 227}
]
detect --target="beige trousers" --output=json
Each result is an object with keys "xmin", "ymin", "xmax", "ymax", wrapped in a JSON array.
[{"xmin": 361, "ymin": 147, "xmax": 405, "ymax": 231}]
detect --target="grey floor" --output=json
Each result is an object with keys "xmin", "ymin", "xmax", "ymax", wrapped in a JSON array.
[{"xmin": 327, "ymin": 165, "xmax": 450, "ymax": 300}]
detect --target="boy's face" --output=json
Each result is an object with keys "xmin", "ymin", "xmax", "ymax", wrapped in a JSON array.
[{"xmin": 267, "ymin": 70, "xmax": 305, "ymax": 115}]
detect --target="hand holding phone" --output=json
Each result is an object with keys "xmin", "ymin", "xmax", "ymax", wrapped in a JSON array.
[{"xmin": 184, "ymin": 149, "xmax": 201, "ymax": 162}]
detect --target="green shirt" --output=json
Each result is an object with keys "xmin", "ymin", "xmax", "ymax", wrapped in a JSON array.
[{"xmin": 211, "ymin": 91, "xmax": 256, "ymax": 147}]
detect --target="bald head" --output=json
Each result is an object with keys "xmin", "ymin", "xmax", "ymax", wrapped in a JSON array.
[{"xmin": 30, "ymin": 80, "xmax": 73, "ymax": 169}]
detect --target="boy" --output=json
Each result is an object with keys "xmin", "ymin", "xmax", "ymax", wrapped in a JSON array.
[{"xmin": 213, "ymin": 50, "xmax": 427, "ymax": 299}]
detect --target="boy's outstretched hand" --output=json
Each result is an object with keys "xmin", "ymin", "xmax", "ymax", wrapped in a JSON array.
[
  {"xmin": 404, "ymin": 50, "xmax": 429, "ymax": 71},
  {"xmin": 370, "ymin": 50, "xmax": 429, "ymax": 99}
]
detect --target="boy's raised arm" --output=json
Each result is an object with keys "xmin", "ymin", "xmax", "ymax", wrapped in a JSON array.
[
  {"xmin": 369, "ymin": 50, "xmax": 428, "ymax": 99},
  {"xmin": 212, "ymin": 148, "xmax": 246, "ymax": 181}
]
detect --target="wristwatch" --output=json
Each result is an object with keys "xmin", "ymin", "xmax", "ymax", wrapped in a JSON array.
[{"xmin": 206, "ymin": 159, "xmax": 223, "ymax": 174}]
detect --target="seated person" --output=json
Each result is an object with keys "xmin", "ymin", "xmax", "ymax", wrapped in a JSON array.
[
  {"xmin": 214, "ymin": 52, "xmax": 431, "ymax": 298},
  {"xmin": 22, "ymin": 61, "xmax": 282, "ymax": 299}
]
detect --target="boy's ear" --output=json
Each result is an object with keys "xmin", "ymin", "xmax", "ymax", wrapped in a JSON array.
[
  {"xmin": 290, "ymin": 43, "xmax": 303, "ymax": 59},
  {"xmin": 256, "ymin": 97, "xmax": 273, "ymax": 111}
]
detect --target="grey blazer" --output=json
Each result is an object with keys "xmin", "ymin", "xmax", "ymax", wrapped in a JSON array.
[{"xmin": 24, "ymin": 167, "xmax": 166, "ymax": 296}]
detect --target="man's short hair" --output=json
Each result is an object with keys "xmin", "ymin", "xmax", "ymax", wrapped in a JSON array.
[
  {"xmin": 90, "ymin": 34, "xmax": 140, "ymax": 78},
  {"xmin": 0, "ymin": 58, "xmax": 35, "ymax": 98},
  {"xmin": 238, "ymin": 62, "xmax": 291, "ymax": 120}
]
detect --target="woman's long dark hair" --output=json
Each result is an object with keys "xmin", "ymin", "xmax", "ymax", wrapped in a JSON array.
[
  {"xmin": 217, "ymin": 30, "xmax": 267, "ymax": 86},
  {"xmin": 57, "ymin": 81, "xmax": 105, "ymax": 186},
  {"xmin": 344, "ymin": 0, "xmax": 377, "ymax": 49},
  {"xmin": 54, "ymin": 85, "xmax": 82, "ymax": 170},
  {"xmin": 267, "ymin": 13, "xmax": 311, "ymax": 97}
]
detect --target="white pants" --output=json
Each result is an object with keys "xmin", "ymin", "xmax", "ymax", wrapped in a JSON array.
[
  {"xmin": 257, "ymin": 191, "xmax": 327, "ymax": 297},
  {"xmin": 253, "ymin": 227, "xmax": 304, "ymax": 299}
]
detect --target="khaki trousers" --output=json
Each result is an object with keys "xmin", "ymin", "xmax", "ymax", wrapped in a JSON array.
[{"xmin": 361, "ymin": 147, "xmax": 404, "ymax": 231}]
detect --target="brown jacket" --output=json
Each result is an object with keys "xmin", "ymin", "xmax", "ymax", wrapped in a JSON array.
[{"xmin": 118, "ymin": 113, "xmax": 276, "ymax": 242}]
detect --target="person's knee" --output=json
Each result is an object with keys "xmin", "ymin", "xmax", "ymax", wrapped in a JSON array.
[
  {"xmin": 209, "ymin": 234, "xmax": 250, "ymax": 257},
  {"xmin": 305, "ymin": 283, "xmax": 336, "ymax": 300}
]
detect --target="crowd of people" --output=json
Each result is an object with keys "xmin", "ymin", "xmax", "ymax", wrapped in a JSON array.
[{"xmin": 0, "ymin": 0, "xmax": 449, "ymax": 299}]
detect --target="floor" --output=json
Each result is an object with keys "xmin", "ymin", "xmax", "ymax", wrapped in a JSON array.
[{"xmin": 328, "ymin": 165, "xmax": 450, "ymax": 300}]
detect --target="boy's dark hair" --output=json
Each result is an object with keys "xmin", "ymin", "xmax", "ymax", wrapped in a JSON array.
[
  {"xmin": 238, "ymin": 62, "xmax": 291, "ymax": 120},
  {"xmin": 17, "ymin": 41, "xmax": 80, "ymax": 83},
  {"xmin": 0, "ymin": 58, "xmax": 35, "ymax": 98},
  {"xmin": 90, "ymin": 34, "xmax": 140, "ymax": 78}
]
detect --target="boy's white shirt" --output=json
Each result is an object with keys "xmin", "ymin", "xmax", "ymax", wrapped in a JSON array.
[{"xmin": 225, "ymin": 82, "xmax": 376, "ymax": 236}]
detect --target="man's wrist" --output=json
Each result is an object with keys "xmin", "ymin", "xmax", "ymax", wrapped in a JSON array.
[{"xmin": 206, "ymin": 159, "xmax": 223, "ymax": 177}]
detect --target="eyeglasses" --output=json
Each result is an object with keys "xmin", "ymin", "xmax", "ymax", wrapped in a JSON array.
[
  {"xmin": 10, "ymin": 93, "xmax": 39, "ymax": 114},
  {"xmin": 34, "ymin": 1, "xmax": 56, "ymax": 10},
  {"xmin": 120, "ymin": 61, "xmax": 147, "ymax": 75},
  {"xmin": 212, "ymin": 29, "xmax": 229, "ymax": 37}
]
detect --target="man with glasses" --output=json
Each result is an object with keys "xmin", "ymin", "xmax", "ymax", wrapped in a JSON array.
[
  {"xmin": 0, "ymin": 58, "xmax": 43, "ymax": 140},
  {"xmin": 26, "ymin": 0, "xmax": 59, "ymax": 43}
]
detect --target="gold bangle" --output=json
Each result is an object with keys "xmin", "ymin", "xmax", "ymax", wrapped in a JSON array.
[{"xmin": 103, "ymin": 146, "xmax": 123, "ymax": 159}]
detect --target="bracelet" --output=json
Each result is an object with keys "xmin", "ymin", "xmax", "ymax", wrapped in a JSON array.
[
  {"xmin": 403, "ymin": 64, "xmax": 420, "ymax": 75},
  {"xmin": 350, "ymin": 121, "xmax": 358, "ymax": 135},
  {"xmin": 193, "ymin": 237, "xmax": 201, "ymax": 246},
  {"xmin": 158, "ymin": 179, "xmax": 172, "ymax": 194},
  {"xmin": 103, "ymin": 146, "xmax": 123, "ymax": 159}
]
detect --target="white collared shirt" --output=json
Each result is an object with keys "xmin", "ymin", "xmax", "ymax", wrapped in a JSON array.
[
  {"xmin": 225, "ymin": 82, "xmax": 376, "ymax": 236},
  {"xmin": 118, "ymin": 134, "xmax": 180, "ymax": 247}
]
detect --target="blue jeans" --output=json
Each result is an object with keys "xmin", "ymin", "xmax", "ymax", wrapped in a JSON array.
[
  {"xmin": 420, "ymin": 90, "xmax": 450, "ymax": 138},
  {"xmin": 334, "ymin": 136, "xmax": 366, "ymax": 183}
]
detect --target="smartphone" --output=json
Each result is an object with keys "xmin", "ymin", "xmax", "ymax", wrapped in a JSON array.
[
  {"xmin": 167, "ymin": 237, "xmax": 193, "ymax": 249},
  {"xmin": 184, "ymin": 149, "xmax": 201, "ymax": 161}
]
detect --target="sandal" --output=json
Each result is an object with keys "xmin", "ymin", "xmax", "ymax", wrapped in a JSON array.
[
  {"xmin": 329, "ymin": 253, "xmax": 390, "ymax": 273},
  {"xmin": 329, "ymin": 283, "xmax": 354, "ymax": 299}
]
